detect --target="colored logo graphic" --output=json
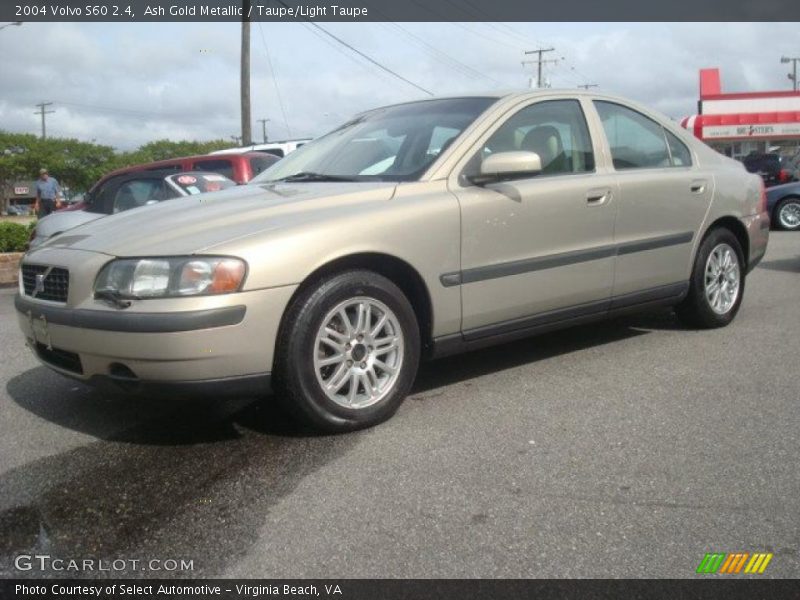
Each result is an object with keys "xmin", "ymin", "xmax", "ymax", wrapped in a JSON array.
[{"xmin": 696, "ymin": 552, "xmax": 773, "ymax": 574}]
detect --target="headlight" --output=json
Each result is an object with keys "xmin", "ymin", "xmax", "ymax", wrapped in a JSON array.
[{"xmin": 95, "ymin": 257, "xmax": 247, "ymax": 299}]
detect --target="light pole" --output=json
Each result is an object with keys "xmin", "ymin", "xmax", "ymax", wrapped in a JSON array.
[
  {"xmin": 0, "ymin": 21, "xmax": 23, "ymax": 31},
  {"xmin": 781, "ymin": 56, "xmax": 800, "ymax": 92}
]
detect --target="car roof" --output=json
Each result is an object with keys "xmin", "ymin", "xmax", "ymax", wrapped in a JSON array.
[{"xmin": 90, "ymin": 152, "xmax": 262, "ymax": 190}]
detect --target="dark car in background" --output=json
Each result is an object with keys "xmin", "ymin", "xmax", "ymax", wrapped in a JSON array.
[
  {"xmin": 29, "ymin": 170, "xmax": 236, "ymax": 248},
  {"xmin": 766, "ymin": 181, "xmax": 800, "ymax": 230},
  {"xmin": 742, "ymin": 153, "xmax": 796, "ymax": 188}
]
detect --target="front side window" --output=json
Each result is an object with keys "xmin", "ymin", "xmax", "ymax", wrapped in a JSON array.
[
  {"xmin": 594, "ymin": 101, "xmax": 677, "ymax": 169},
  {"xmin": 470, "ymin": 99, "xmax": 595, "ymax": 177},
  {"xmin": 252, "ymin": 97, "xmax": 497, "ymax": 183}
]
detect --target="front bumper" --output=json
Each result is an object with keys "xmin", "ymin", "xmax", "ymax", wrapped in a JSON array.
[{"xmin": 15, "ymin": 284, "xmax": 296, "ymax": 395}]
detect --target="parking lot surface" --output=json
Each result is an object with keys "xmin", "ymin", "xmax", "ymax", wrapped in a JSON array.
[{"xmin": 1, "ymin": 233, "xmax": 798, "ymax": 578}]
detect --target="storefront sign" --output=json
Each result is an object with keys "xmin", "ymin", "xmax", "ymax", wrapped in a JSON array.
[{"xmin": 703, "ymin": 122, "xmax": 800, "ymax": 139}]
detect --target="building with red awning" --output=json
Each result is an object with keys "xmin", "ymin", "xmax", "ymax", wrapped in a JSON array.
[{"xmin": 680, "ymin": 68, "xmax": 800, "ymax": 160}]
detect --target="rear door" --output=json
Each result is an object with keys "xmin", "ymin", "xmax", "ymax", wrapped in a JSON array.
[{"xmin": 590, "ymin": 100, "xmax": 713, "ymax": 297}]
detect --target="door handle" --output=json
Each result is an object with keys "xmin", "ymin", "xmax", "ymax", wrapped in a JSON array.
[
  {"xmin": 586, "ymin": 188, "xmax": 611, "ymax": 206},
  {"xmin": 690, "ymin": 179, "xmax": 707, "ymax": 194}
]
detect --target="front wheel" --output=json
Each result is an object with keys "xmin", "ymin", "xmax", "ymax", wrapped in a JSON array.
[
  {"xmin": 774, "ymin": 197, "xmax": 800, "ymax": 231},
  {"xmin": 273, "ymin": 270, "xmax": 420, "ymax": 432},
  {"xmin": 676, "ymin": 228, "xmax": 745, "ymax": 329}
]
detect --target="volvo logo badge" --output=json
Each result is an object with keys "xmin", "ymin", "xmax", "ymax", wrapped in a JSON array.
[{"xmin": 34, "ymin": 273, "xmax": 45, "ymax": 295}]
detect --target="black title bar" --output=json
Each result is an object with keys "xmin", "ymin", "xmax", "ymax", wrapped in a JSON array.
[{"xmin": 3, "ymin": 0, "xmax": 800, "ymax": 22}]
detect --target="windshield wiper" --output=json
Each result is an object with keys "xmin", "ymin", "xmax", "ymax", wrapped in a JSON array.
[{"xmin": 272, "ymin": 172, "xmax": 359, "ymax": 183}]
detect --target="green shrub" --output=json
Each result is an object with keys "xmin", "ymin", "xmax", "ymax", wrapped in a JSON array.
[{"xmin": 0, "ymin": 222, "xmax": 30, "ymax": 253}]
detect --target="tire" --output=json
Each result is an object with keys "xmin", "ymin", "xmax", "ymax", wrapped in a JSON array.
[
  {"xmin": 774, "ymin": 197, "xmax": 800, "ymax": 231},
  {"xmin": 273, "ymin": 270, "xmax": 420, "ymax": 433},
  {"xmin": 675, "ymin": 228, "xmax": 745, "ymax": 329}
]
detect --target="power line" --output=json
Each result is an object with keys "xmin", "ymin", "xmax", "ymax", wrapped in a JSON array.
[
  {"xmin": 311, "ymin": 22, "xmax": 433, "ymax": 96},
  {"xmin": 384, "ymin": 23, "xmax": 506, "ymax": 87},
  {"xmin": 256, "ymin": 22, "xmax": 292, "ymax": 138},
  {"xmin": 270, "ymin": 0, "xmax": 432, "ymax": 96}
]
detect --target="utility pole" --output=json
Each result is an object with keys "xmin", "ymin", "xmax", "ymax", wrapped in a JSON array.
[
  {"xmin": 522, "ymin": 48, "xmax": 557, "ymax": 89},
  {"xmin": 257, "ymin": 118, "xmax": 270, "ymax": 143},
  {"xmin": 34, "ymin": 102, "xmax": 55, "ymax": 140},
  {"xmin": 578, "ymin": 83, "xmax": 599, "ymax": 90},
  {"xmin": 240, "ymin": 0, "xmax": 252, "ymax": 146},
  {"xmin": 781, "ymin": 56, "xmax": 800, "ymax": 92}
]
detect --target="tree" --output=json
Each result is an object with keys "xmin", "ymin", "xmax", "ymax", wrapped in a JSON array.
[{"xmin": 0, "ymin": 132, "xmax": 233, "ymax": 212}]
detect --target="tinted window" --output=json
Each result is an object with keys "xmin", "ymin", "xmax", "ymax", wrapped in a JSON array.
[
  {"xmin": 595, "ymin": 101, "xmax": 670, "ymax": 169},
  {"xmin": 192, "ymin": 159, "xmax": 235, "ymax": 180},
  {"xmin": 666, "ymin": 130, "xmax": 692, "ymax": 167},
  {"xmin": 112, "ymin": 179, "xmax": 174, "ymax": 213},
  {"xmin": 145, "ymin": 164, "xmax": 182, "ymax": 172},
  {"xmin": 249, "ymin": 154, "xmax": 280, "ymax": 176},
  {"xmin": 475, "ymin": 99, "xmax": 594, "ymax": 176}
]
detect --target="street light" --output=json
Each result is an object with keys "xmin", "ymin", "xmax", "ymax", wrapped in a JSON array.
[
  {"xmin": 781, "ymin": 55, "xmax": 800, "ymax": 92},
  {"xmin": 0, "ymin": 22, "xmax": 23, "ymax": 31}
]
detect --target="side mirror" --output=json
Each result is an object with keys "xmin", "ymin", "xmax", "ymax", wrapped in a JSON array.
[{"xmin": 469, "ymin": 151, "xmax": 542, "ymax": 185}]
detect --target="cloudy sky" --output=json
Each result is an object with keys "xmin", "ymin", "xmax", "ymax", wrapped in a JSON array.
[{"xmin": 0, "ymin": 21, "xmax": 798, "ymax": 150}]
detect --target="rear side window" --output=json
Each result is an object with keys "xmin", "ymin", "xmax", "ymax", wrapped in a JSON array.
[
  {"xmin": 665, "ymin": 130, "xmax": 692, "ymax": 167},
  {"xmin": 192, "ymin": 159, "xmax": 235, "ymax": 180},
  {"xmin": 595, "ymin": 102, "xmax": 693, "ymax": 169}
]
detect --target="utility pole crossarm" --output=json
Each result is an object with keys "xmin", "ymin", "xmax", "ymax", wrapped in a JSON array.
[
  {"xmin": 781, "ymin": 56, "xmax": 800, "ymax": 92},
  {"xmin": 34, "ymin": 102, "xmax": 55, "ymax": 140},
  {"xmin": 523, "ymin": 48, "xmax": 557, "ymax": 89}
]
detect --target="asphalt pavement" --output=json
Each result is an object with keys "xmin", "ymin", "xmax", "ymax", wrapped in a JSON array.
[{"xmin": 1, "ymin": 232, "xmax": 798, "ymax": 579}]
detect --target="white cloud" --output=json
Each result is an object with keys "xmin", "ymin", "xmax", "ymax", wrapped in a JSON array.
[{"xmin": 0, "ymin": 21, "xmax": 797, "ymax": 150}]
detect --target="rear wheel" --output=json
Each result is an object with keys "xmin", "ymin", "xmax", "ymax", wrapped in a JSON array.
[
  {"xmin": 676, "ymin": 228, "xmax": 744, "ymax": 328},
  {"xmin": 273, "ymin": 270, "xmax": 420, "ymax": 432},
  {"xmin": 775, "ymin": 197, "xmax": 800, "ymax": 231}
]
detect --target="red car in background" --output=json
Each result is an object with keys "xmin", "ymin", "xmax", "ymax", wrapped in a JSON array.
[{"xmin": 62, "ymin": 152, "xmax": 278, "ymax": 212}]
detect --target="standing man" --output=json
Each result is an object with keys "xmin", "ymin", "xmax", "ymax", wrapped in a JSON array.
[{"xmin": 34, "ymin": 168, "xmax": 61, "ymax": 218}]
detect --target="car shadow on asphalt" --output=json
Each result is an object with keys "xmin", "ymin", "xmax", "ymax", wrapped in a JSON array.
[
  {"xmin": 413, "ymin": 309, "xmax": 681, "ymax": 395},
  {"xmin": 756, "ymin": 256, "xmax": 800, "ymax": 273}
]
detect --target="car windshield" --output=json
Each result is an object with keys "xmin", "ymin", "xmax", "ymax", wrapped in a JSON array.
[{"xmin": 251, "ymin": 97, "xmax": 497, "ymax": 183}]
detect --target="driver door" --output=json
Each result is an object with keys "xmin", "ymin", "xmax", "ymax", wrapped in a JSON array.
[{"xmin": 450, "ymin": 98, "xmax": 618, "ymax": 336}]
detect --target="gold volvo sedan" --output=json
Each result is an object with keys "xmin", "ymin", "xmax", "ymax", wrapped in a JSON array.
[{"xmin": 16, "ymin": 91, "xmax": 769, "ymax": 432}]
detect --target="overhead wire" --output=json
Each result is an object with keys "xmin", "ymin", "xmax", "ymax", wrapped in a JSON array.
[{"xmin": 256, "ymin": 22, "xmax": 293, "ymax": 138}]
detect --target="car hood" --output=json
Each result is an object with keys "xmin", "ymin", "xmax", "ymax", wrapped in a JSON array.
[
  {"xmin": 32, "ymin": 181, "xmax": 397, "ymax": 257},
  {"xmin": 34, "ymin": 209, "xmax": 103, "ymax": 240},
  {"xmin": 766, "ymin": 181, "xmax": 800, "ymax": 198}
]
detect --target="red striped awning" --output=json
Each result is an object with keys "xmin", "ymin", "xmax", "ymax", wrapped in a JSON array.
[{"xmin": 680, "ymin": 112, "xmax": 800, "ymax": 140}]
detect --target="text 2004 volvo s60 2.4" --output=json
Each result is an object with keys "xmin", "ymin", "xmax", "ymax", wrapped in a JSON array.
[{"xmin": 16, "ymin": 91, "xmax": 769, "ymax": 432}]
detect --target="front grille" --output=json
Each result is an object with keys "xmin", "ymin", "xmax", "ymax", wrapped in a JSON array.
[
  {"xmin": 21, "ymin": 264, "xmax": 70, "ymax": 302},
  {"xmin": 34, "ymin": 343, "xmax": 83, "ymax": 374}
]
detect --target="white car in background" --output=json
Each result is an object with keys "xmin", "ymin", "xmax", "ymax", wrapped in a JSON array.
[{"xmin": 29, "ymin": 170, "xmax": 236, "ymax": 249}]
